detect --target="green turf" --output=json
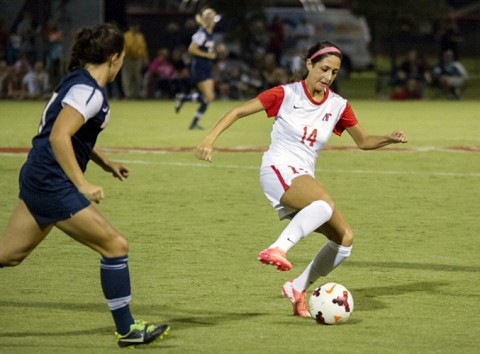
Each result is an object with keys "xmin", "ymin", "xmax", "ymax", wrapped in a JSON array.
[{"xmin": 0, "ymin": 98, "xmax": 479, "ymax": 353}]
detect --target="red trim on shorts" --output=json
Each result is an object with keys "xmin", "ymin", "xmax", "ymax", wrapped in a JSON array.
[{"xmin": 270, "ymin": 165, "xmax": 290, "ymax": 191}]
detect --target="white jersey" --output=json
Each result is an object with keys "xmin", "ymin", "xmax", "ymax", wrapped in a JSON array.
[{"xmin": 258, "ymin": 81, "xmax": 358, "ymax": 173}]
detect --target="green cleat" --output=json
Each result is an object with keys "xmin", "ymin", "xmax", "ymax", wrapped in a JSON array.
[{"xmin": 115, "ymin": 319, "xmax": 170, "ymax": 348}]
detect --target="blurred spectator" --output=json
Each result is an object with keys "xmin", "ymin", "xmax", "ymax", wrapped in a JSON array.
[
  {"xmin": 391, "ymin": 79, "xmax": 422, "ymax": 100},
  {"xmin": 391, "ymin": 50, "xmax": 431, "ymax": 98},
  {"xmin": 143, "ymin": 48, "xmax": 175, "ymax": 99},
  {"xmin": 14, "ymin": 54, "xmax": 31, "ymax": 80},
  {"xmin": 432, "ymin": 50, "xmax": 469, "ymax": 100},
  {"xmin": 261, "ymin": 52, "xmax": 288, "ymax": 89},
  {"xmin": 242, "ymin": 19, "xmax": 269, "ymax": 67},
  {"xmin": 216, "ymin": 64, "xmax": 251, "ymax": 100},
  {"xmin": 170, "ymin": 45, "xmax": 190, "ymax": 95},
  {"xmin": 267, "ymin": 15, "xmax": 285, "ymax": 64},
  {"xmin": 293, "ymin": 17, "xmax": 315, "ymax": 52},
  {"xmin": 16, "ymin": 12, "xmax": 36, "ymax": 65},
  {"xmin": 2, "ymin": 68, "xmax": 18, "ymax": 99},
  {"xmin": 43, "ymin": 18, "xmax": 64, "ymax": 87},
  {"xmin": 212, "ymin": 44, "xmax": 228, "ymax": 95},
  {"xmin": 122, "ymin": 24, "xmax": 149, "ymax": 99},
  {"xmin": 440, "ymin": 19, "xmax": 462, "ymax": 61},
  {"xmin": 20, "ymin": 60, "xmax": 50, "ymax": 99},
  {"xmin": 0, "ymin": 18, "xmax": 9, "ymax": 61},
  {"xmin": 0, "ymin": 60, "xmax": 14, "ymax": 98}
]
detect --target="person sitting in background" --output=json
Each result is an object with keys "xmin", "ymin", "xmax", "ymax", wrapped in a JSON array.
[
  {"xmin": 143, "ymin": 48, "xmax": 175, "ymax": 99},
  {"xmin": 261, "ymin": 52, "xmax": 288, "ymax": 89},
  {"xmin": 432, "ymin": 50, "xmax": 468, "ymax": 100},
  {"xmin": 170, "ymin": 45, "xmax": 190, "ymax": 95},
  {"xmin": 44, "ymin": 18, "xmax": 64, "ymax": 88},
  {"xmin": 0, "ymin": 60, "xmax": 16, "ymax": 99},
  {"xmin": 20, "ymin": 60, "xmax": 49, "ymax": 99},
  {"xmin": 391, "ymin": 50, "xmax": 431, "ymax": 98},
  {"xmin": 391, "ymin": 78, "xmax": 422, "ymax": 101}
]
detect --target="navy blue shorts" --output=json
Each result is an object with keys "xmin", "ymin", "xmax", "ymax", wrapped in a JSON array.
[
  {"xmin": 19, "ymin": 184, "xmax": 90, "ymax": 225},
  {"xmin": 19, "ymin": 164, "xmax": 90, "ymax": 225},
  {"xmin": 191, "ymin": 61, "xmax": 212, "ymax": 84}
]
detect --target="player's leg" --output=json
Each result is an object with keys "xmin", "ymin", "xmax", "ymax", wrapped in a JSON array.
[
  {"xmin": 0, "ymin": 200, "xmax": 53, "ymax": 267},
  {"xmin": 292, "ymin": 207, "xmax": 353, "ymax": 292},
  {"xmin": 275, "ymin": 175, "xmax": 334, "ymax": 250},
  {"xmin": 55, "ymin": 205, "xmax": 169, "ymax": 346},
  {"xmin": 259, "ymin": 175, "xmax": 335, "ymax": 271},
  {"xmin": 283, "ymin": 207, "xmax": 353, "ymax": 317},
  {"xmin": 189, "ymin": 79, "xmax": 214, "ymax": 130}
]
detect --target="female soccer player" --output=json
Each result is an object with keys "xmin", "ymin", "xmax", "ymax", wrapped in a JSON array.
[
  {"xmin": 196, "ymin": 41, "xmax": 407, "ymax": 317},
  {"xmin": 0, "ymin": 24, "xmax": 169, "ymax": 347},
  {"xmin": 175, "ymin": 7, "xmax": 219, "ymax": 130}
]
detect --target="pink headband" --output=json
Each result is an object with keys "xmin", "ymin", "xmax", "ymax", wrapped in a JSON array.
[{"xmin": 309, "ymin": 47, "xmax": 341, "ymax": 60}]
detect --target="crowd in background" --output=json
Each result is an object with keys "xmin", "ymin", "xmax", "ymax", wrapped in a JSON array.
[
  {"xmin": 0, "ymin": 11, "xmax": 470, "ymax": 102},
  {"xmin": 0, "ymin": 12, "xmax": 62, "ymax": 100}
]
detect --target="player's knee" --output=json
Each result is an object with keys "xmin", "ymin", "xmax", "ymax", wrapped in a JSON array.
[
  {"xmin": 341, "ymin": 226, "xmax": 354, "ymax": 247},
  {"xmin": 313, "ymin": 199, "xmax": 334, "ymax": 219},
  {"xmin": 99, "ymin": 231, "xmax": 129, "ymax": 258},
  {"xmin": 204, "ymin": 93, "xmax": 215, "ymax": 102},
  {"xmin": 0, "ymin": 253, "xmax": 26, "ymax": 267},
  {"xmin": 111, "ymin": 235, "xmax": 129, "ymax": 256}
]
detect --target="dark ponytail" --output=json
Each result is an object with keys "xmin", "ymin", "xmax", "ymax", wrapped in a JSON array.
[{"xmin": 67, "ymin": 23, "xmax": 124, "ymax": 72}]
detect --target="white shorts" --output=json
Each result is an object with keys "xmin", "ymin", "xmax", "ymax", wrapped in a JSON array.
[
  {"xmin": 260, "ymin": 164, "xmax": 314, "ymax": 220},
  {"xmin": 445, "ymin": 76, "xmax": 466, "ymax": 88}
]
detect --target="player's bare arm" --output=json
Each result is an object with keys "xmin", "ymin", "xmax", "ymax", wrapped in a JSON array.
[
  {"xmin": 91, "ymin": 147, "xmax": 129, "ymax": 181},
  {"xmin": 50, "ymin": 105, "xmax": 104, "ymax": 203},
  {"xmin": 346, "ymin": 124, "xmax": 407, "ymax": 150},
  {"xmin": 196, "ymin": 98, "xmax": 265, "ymax": 161},
  {"xmin": 188, "ymin": 42, "xmax": 216, "ymax": 60}
]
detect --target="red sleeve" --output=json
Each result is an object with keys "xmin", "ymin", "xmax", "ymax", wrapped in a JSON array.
[
  {"xmin": 257, "ymin": 85, "xmax": 285, "ymax": 118},
  {"xmin": 333, "ymin": 101, "xmax": 358, "ymax": 136}
]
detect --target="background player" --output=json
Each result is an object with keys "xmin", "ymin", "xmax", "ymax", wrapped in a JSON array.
[
  {"xmin": 175, "ymin": 7, "xmax": 219, "ymax": 130},
  {"xmin": 0, "ymin": 24, "xmax": 169, "ymax": 347},
  {"xmin": 196, "ymin": 41, "xmax": 407, "ymax": 317}
]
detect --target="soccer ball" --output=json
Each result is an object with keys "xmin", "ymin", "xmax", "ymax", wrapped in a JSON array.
[{"xmin": 309, "ymin": 282, "xmax": 354, "ymax": 325}]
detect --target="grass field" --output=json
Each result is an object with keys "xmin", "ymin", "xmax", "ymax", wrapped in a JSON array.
[{"xmin": 0, "ymin": 96, "xmax": 479, "ymax": 353}]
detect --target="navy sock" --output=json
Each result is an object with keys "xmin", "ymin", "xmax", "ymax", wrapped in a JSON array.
[
  {"xmin": 100, "ymin": 256, "xmax": 135, "ymax": 335},
  {"xmin": 190, "ymin": 102, "xmax": 208, "ymax": 128}
]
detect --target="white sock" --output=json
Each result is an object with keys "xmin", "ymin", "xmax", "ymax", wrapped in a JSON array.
[
  {"xmin": 269, "ymin": 200, "xmax": 333, "ymax": 252},
  {"xmin": 293, "ymin": 241, "xmax": 352, "ymax": 291}
]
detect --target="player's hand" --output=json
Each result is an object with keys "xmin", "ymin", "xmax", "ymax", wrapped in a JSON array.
[
  {"xmin": 107, "ymin": 162, "xmax": 130, "ymax": 181},
  {"xmin": 78, "ymin": 182, "xmax": 104, "ymax": 204},
  {"xmin": 196, "ymin": 142, "xmax": 214, "ymax": 162},
  {"xmin": 389, "ymin": 130, "xmax": 408, "ymax": 144}
]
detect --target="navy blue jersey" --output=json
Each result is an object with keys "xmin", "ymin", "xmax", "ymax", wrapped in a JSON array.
[
  {"xmin": 190, "ymin": 28, "xmax": 215, "ymax": 83},
  {"xmin": 21, "ymin": 68, "xmax": 109, "ymax": 194}
]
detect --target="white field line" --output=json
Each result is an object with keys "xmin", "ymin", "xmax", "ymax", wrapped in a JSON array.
[
  {"xmin": 2, "ymin": 151, "xmax": 479, "ymax": 178},
  {"xmin": 113, "ymin": 159, "xmax": 480, "ymax": 178}
]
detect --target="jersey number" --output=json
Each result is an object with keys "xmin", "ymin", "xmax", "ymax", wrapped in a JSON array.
[{"xmin": 300, "ymin": 126, "xmax": 317, "ymax": 147}]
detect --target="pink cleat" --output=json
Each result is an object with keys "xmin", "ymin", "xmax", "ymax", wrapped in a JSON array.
[
  {"xmin": 282, "ymin": 280, "xmax": 311, "ymax": 317},
  {"xmin": 257, "ymin": 247, "xmax": 292, "ymax": 271}
]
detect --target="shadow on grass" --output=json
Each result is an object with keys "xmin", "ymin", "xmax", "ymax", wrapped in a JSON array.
[
  {"xmin": 351, "ymin": 280, "xmax": 449, "ymax": 312},
  {"xmin": 0, "ymin": 299, "xmax": 266, "ymax": 338},
  {"xmin": 345, "ymin": 260, "xmax": 480, "ymax": 273}
]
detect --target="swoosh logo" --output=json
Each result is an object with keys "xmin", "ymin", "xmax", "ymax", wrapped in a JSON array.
[
  {"xmin": 102, "ymin": 106, "xmax": 109, "ymax": 113},
  {"xmin": 293, "ymin": 105, "xmax": 302, "ymax": 109},
  {"xmin": 326, "ymin": 284, "xmax": 337, "ymax": 294},
  {"xmin": 120, "ymin": 333, "xmax": 144, "ymax": 343}
]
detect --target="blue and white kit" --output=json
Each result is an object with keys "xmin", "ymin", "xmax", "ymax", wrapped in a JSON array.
[{"xmin": 19, "ymin": 68, "xmax": 110, "ymax": 224}]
